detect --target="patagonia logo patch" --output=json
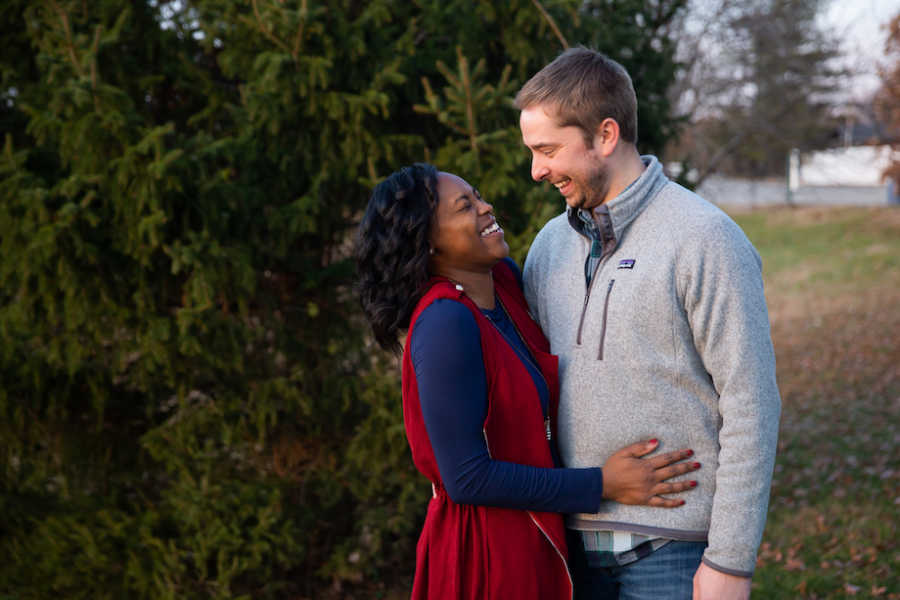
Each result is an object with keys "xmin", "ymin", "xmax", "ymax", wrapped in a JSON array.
[{"xmin": 618, "ymin": 259, "xmax": 636, "ymax": 269}]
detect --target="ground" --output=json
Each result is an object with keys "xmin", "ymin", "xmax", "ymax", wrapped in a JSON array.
[{"xmin": 733, "ymin": 206, "xmax": 900, "ymax": 599}]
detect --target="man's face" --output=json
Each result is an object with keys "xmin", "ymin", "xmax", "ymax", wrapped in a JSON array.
[{"xmin": 519, "ymin": 105, "xmax": 610, "ymax": 210}]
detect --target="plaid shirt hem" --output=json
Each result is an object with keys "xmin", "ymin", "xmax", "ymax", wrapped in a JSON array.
[{"xmin": 578, "ymin": 530, "xmax": 673, "ymax": 567}]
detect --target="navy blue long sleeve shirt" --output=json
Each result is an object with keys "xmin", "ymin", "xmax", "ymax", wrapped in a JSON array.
[{"xmin": 409, "ymin": 260, "xmax": 604, "ymax": 514}]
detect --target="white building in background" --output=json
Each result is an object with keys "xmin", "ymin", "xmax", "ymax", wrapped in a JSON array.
[
  {"xmin": 795, "ymin": 145, "xmax": 896, "ymax": 187},
  {"xmin": 695, "ymin": 145, "xmax": 899, "ymax": 208}
]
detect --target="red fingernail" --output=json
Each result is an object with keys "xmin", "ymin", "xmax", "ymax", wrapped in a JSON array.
[
  {"xmin": 650, "ymin": 439, "xmax": 658, "ymax": 445},
  {"xmin": 679, "ymin": 500, "xmax": 686, "ymax": 506},
  {"xmin": 686, "ymin": 449, "xmax": 694, "ymax": 457},
  {"xmin": 693, "ymin": 462, "xmax": 701, "ymax": 469},
  {"xmin": 690, "ymin": 481, "xmax": 698, "ymax": 487}
]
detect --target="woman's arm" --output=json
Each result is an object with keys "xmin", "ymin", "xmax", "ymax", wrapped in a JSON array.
[
  {"xmin": 411, "ymin": 300, "xmax": 699, "ymax": 512},
  {"xmin": 412, "ymin": 299, "xmax": 603, "ymax": 513}
]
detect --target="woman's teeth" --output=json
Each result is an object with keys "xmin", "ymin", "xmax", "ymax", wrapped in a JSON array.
[{"xmin": 480, "ymin": 222, "xmax": 501, "ymax": 237}]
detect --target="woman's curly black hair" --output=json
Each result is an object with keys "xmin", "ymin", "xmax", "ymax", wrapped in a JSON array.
[{"xmin": 355, "ymin": 163, "xmax": 440, "ymax": 354}]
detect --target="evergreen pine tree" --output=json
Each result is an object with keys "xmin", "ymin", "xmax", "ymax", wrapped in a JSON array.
[{"xmin": 0, "ymin": 1, "xmax": 686, "ymax": 596}]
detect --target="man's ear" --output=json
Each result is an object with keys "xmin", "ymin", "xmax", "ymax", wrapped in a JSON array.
[{"xmin": 593, "ymin": 118, "xmax": 620, "ymax": 158}]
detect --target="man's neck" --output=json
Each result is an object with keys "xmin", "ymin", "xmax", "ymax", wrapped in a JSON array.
[{"xmin": 602, "ymin": 146, "xmax": 645, "ymax": 205}]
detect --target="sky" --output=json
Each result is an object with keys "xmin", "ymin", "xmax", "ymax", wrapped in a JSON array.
[{"xmin": 821, "ymin": 0, "xmax": 899, "ymax": 101}]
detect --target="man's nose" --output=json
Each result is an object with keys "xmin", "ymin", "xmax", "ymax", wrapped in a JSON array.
[{"xmin": 531, "ymin": 157, "xmax": 549, "ymax": 182}]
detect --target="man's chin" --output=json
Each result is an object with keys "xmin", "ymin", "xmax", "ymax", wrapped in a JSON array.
[{"xmin": 565, "ymin": 197, "xmax": 586, "ymax": 210}]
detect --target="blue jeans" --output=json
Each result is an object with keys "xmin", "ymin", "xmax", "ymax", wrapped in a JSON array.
[{"xmin": 568, "ymin": 533, "xmax": 707, "ymax": 600}]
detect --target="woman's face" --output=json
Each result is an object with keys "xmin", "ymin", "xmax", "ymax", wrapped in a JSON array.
[{"xmin": 428, "ymin": 172, "xmax": 509, "ymax": 276}]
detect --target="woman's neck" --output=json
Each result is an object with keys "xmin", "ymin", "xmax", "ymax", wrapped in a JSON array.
[{"xmin": 435, "ymin": 267, "xmax": 495, "ymax": 309}]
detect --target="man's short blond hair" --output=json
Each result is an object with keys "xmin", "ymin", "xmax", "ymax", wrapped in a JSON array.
[{"xmin": 515, "ymin": 47, "xmax": 638, "ymax": 146}]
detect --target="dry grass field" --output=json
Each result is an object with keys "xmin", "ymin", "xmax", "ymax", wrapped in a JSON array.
[{"xmin": 732, "ymin": 206, "xmax": 900, "ymax": 599}]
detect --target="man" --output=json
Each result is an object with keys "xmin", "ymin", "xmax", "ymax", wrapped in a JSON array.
[{"xmin": 517, "ymin": 48, "xmax": 781, "ymax": 600}]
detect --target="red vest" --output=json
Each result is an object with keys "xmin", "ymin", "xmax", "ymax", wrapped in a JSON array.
[{"xmin": 402, "ymin": 260, "xmax": 572, "ymax": 600}]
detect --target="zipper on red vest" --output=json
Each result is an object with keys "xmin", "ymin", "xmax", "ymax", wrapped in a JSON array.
[
  {"xmin": 495, "ymin": 294, "xmax": 552, "ymax": 441},
  {"xmin": 528, "ymin": 512, "xmax": 574, "ymax": 600},
  {"xmin": 486, "ymin": 427, "xmax": 573, "ymax": 600}
]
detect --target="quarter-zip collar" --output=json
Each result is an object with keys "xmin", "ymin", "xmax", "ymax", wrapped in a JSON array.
[
  {"xmin": 566, "ymin": 155, "xmax": 669, "ymax": 246},
  {"xmin": 564, "ymin": 156, "xmax": 670, "ymax": 357}
]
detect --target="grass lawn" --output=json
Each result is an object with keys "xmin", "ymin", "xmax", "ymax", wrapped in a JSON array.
[{"xmin": 731, "ymin": 206, "xmax": 900, "ymax": 599}]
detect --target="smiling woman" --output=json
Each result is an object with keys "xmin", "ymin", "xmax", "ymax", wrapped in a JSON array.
[
  {"xmin": 354, "ymin": 163, "xmax": 701, "ymax": 600},
  {"xmin": 427, "ymin": 172, "xmax": 510, "ymax": 308}
]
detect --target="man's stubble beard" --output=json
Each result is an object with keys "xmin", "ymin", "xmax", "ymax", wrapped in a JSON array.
[{"xmin": 571, "ymin": 161, "xmax": 611, "ymax": 211}]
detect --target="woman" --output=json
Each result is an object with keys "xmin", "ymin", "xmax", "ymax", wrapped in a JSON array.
[{"xmin": 355, "ymin": 163, "xmax": 699, "ymax": 599}]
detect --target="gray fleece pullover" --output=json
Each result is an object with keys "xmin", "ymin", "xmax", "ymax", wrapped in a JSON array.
[{"xmin": 523, "ymin": 156, "xmax": 780, "ymax": 576}]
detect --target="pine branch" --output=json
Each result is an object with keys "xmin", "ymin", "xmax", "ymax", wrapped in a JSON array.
[
  {"xmin": 249, "ymin": 0, "xmax": 292, "ymax": 55},
  {"xmin": 90, "ymin": 25, "xmax": 102, "ymax": 113},
  {"xmin": 531, "ymin": 0, "xmax": 568, "ymax": 49},
  {"xmin": 292, "ymin": 0, "xmax": 308, "ymax": 59},
  {"xmin": 458, "ymin": 48, "xmax": 479, "ymax": 155},
  {"xmin": 49, "ymin": 0, "xmax": 86, "ymax": 78}
]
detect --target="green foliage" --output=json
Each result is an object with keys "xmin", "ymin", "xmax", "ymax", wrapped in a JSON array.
[{"xmin": 0, "ymin": 0, "xmax": 685, "ymax": 597}]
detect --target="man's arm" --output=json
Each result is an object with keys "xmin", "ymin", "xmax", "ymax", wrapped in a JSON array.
[
  {"xmin": 680, "ymin": 214, "xmax": 781, "ymax": 578},
  {"xmin": 693, "ymin": 563, "xmax": 750, "ymax": 600}
]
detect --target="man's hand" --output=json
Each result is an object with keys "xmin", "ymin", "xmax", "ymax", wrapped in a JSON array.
[
  {"xmin": 692, "ymin": 562, "xmax": 750, "ymax": 600},
  {"xmin": 601, "ymin": 439, "xmax": 700, "ymax": 507}
]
